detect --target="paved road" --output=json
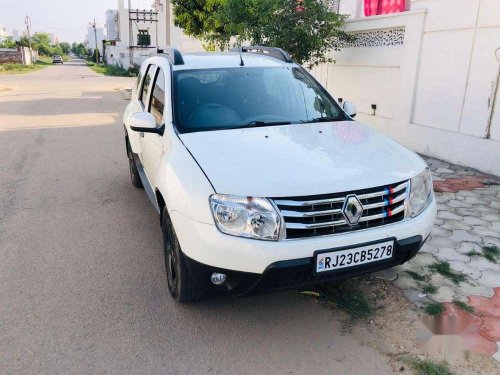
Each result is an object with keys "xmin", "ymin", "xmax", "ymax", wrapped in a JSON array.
[{"xmin": 0, "ymin": 60, "xmax": 393, "ymax": 374}]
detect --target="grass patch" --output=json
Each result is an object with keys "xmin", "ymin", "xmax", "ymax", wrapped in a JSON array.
[
  {"xmin": 406, "ymin": 270, "xmax": 427, "ymax": 282},
  {"xmin": 465, "ymin": 251, "xmax": 481, "ymax": 257},
  {"xmin": 422, "ymin": 284, "xmax": 437, "ymax": 295},
  {"xmin": 86, "ymin": 61, "xmax": 136, "ymax": 77},
  {"xmin": 411, "ymin": 358, "xmax": 451, "ymax": 375},
  {"xmin": 307, "ymin": 278, "xmax": 375, "ymax": 321},
  {"xmin": 428, "ymin": 261, "xmax": 466, "ymax": 285},
  {"xmin": 0, "ymin": 59, "xmax": 51, "ymax": 74},
  {"xmin": 453, "ymin": 299, "xmax": 475, "ymax": 314},
  {"xmin": 482, "ymin": 245, "xmax": 499, "ymax": 263},
  {"xmin": 424, "ymin": 302, "xmax": 445, "ymax": 316}
]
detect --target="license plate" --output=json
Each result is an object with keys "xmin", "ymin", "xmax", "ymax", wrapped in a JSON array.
[{"xmin": 315, "ymin": 240, "xmax": 394, "ymax": 273}]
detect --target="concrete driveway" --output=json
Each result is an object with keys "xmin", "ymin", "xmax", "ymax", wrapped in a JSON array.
[{"xmin": 0, "ymin": 60, "xmax": 393, "ymax": 374}]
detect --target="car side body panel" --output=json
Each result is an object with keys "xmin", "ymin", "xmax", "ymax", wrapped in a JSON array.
[{"xmin": 154, "ymin": 125, "xmax": 216, "ymax": 224}]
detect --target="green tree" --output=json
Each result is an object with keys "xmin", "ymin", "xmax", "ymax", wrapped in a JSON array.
[
  {"xmin": 16, "ymin": 36, "xmax": 31, "ymax": 48},
  {"xmin": 74, "ymin": 43, "xmax": 88, "ymax": 56},
  {"xmin": 171, "ymin": 0, "xmax": 228, "ymax": 49},
  {"xmin": 32, "ymin": 32, "xmax": 51, "ymax": 47},
  {"xmin": 171, "ymin": 0, "xmax": 347, "ymax": 67},
  {"xmin": 0, "ymin": 37, "xmax": 17, "ymax": 48},
  {"xmin": 59, "ymin": 42, "xmax": 71, "ymax": 54}
]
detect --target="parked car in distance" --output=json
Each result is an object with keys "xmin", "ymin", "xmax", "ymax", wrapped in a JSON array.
[
  {"xmin": 123, "ymin": 46, "xmax": 437, "ymax": 302},
  {"xmin": 52, "ymin": 55, "xmax": 63, "ymax": 64}
]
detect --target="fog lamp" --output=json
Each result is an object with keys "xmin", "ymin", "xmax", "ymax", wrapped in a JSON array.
[{"xmin": 211, "ymin": 273, "xmax": 226, "ymax": 285}]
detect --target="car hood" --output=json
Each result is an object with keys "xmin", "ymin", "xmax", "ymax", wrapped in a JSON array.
[{"xmin": 179, "ymin": 121, "xmax": 427, "ymax": 197}]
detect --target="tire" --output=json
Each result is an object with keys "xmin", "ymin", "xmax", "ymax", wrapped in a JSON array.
[
  {"xmin": 127, "ymin": 142, "xmax": 143, "ymax": 188},
  {"xmin": 162, "ymin": 207, "xmax": 205, "ymax": 302}
]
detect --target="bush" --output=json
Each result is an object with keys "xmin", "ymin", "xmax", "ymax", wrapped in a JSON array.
[
  {"xmin": 86, "ymin": 61, "xmax": 133, "ymax": 77},
  {"xmin": 128, "ymin": 64, "xmax": 140, "ymax": 77}
]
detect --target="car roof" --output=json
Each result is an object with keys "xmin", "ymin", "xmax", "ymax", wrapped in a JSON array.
[{"xmin": 168, "ymin": 52, "xmax": 294, "ymax": 71}]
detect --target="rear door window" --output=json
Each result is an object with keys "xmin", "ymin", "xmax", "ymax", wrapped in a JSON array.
[
  {"xmin": 148, "ymin": 68, "xmax": 166, "ymax": 125},
  {"xmin": 139, "ymin": 64, "xmax": 156, "ymax": 108}
]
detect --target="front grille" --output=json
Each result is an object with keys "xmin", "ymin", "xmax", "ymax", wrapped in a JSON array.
[{"xmin": 272, "ymin": 181, "xmax": 409, "ymax": 239}]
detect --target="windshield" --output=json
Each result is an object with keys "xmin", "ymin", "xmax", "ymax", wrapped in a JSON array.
[{"xmin": 173, "ymin": 67, "xmax": 346, "ymax": 133}]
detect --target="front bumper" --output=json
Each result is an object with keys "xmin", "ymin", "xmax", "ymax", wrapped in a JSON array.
[
  {"xmin": 170, "ymin": 198, "xmax": 436, "ymax": 274},
  {"xmin": 184, "ymin": 235, "xmax": 425, "ymax": 295}
]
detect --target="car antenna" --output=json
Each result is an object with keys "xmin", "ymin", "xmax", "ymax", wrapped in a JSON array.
[{"xmin": 238, "ymin": 45, "xmax": 245, "ymax": 67}]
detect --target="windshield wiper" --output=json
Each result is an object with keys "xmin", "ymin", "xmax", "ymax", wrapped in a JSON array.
[
  {"xmin": 244, "ymin": 120, "xmax": 292, "ymax": 128},
  {"xmin": 300, "ymin": 117, "xmax": 342, "ymax": 123}
]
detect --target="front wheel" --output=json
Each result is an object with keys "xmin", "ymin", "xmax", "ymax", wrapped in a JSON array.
[{"xmin": 162, "ymin": 208, "xmax": 205, "ymax": 302}]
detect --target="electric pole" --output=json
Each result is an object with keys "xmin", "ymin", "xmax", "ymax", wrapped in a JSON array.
[
  {"xmin": 25, "ymin": 15, "xmax": 32, "ymax": 50},
  {"xmin": 93, "ymin": 18, "xmax": 99, "ymax": 63}
]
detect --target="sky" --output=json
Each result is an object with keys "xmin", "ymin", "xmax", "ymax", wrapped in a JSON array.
[{"xmin": 0, "ymin": 0, "xmax": 154, "ymax": 43}]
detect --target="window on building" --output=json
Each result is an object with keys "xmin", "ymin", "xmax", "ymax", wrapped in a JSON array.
[{"xmin": 364, "ymin": 0, "xmax": 408, "ymax": 17}]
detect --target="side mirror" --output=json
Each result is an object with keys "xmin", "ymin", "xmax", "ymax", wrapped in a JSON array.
[
  {"xmin": 343, "ymin": 101, "xmax": 357, "ymax": 118},
  {"xmin": 130, "ymin": 112, "xmax": 163, "ymax": 135}
]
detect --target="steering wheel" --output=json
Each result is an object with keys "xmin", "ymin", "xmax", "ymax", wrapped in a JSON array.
[{"xmin": 188, "ymin": 103, "xmax": 225, "ymax": 123}]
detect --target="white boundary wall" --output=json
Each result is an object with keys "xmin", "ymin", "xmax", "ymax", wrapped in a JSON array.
[{"xmin": 312, "ymin": 0, "xmax": 500, "ymax": 176}]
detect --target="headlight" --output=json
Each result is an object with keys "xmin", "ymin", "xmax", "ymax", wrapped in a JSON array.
[
  {"xmin": 209, "ymin": 194, "xmax": 284, "ymax": 241},
  {"xmin": 408, "ymin": 168, "xmax": 433, "ymax": 217}
]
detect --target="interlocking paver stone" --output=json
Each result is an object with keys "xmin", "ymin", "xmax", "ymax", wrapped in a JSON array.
[
  {"xmin": 437, "ymin": 211, "xmax": 463, "ymax": 221},
  {"xmin": 420, "ymin": 243, "xmax": 439, "ymax": 255},
  {"xmin": 429, "ymin": 285, "xmax": 467, "ymax": 303},
  {"xmin": 464, "ymin": 196, "xmax": 489, "ymax": 205},
  {"xmin": 455, "ymin": 280, "xmax": 494, "ymax": 298},
  {"xmin": 479, "ymin": 316, "xmax": 500, "ymax": 342},
  {"xmin": 468, "ymin": 296, "xmax": 500, "ymax": 317},
  {"xmin": 448, "ymin": 200, "xmax": 472, "ymax": 208},
  {"xmin": 435, "ymin": 247, "xmax": 469, "ymax": 262},
  {"xmin": 393, "ymin": 274, "xmax": 419, "ymax": 290},
  {"xmin": 471, "ymin": 227, "xmax": 500, "ymax": 239},
  {"xmin": 428, "ymin": 273, "xmax": 454, "ymax": 288},
  {"xmin": 468, "ymin": 257, "xmax": 500, "ymax": 273},
  {"xmin": 430, "ymin": 226, "xmax": 452, "ymax": 237},
  {"xmin": 427, "ymin": 235, "xmax": 460, "ymax": 249},
  {"xmin": 409, "ymin": 253, "xmax": 436, "ymax": 268},
  {"xmin": 447, "ymin": 260, "xmax": 482, "ymax": 280},
  {"xmin": 441, "ymin": 220, "xmax": 472, "ymax": 231},
  {"xmin": 477, "ymin": 270, "xmax": 500, "ymax": 289},
  {"xmin": 482, "ymin": 213, "xmax": 500, "ymax": 222},
  {"xmin": 462, "ymin": 216, "xmax": 488, "ymax": 226},
  {"xmin": 388, "ymin": 156, "xmax": 500, "ymax": 359},
  {"xmin": 449, "ymin": 230, "xmax": 482, "ymax": 243},
  {"xmin": 483, "ymin": 237, "xmax": 500, "ymax": 248},
  {"xmin": 403, "ymin": 288, "xmax": 431, "ymax": 307},
  {"xmin": 455, "ymin": 242, "xmax": 482, "ymax": 255}
]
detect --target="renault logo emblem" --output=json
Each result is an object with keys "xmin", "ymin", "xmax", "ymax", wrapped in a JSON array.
[{"xmin": 342, "ymin": 195, "xmax": 363, "ymax": 225}]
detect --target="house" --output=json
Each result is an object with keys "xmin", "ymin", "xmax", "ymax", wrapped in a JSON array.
[
  {"xmin": 85, "ymin": 23, "xmax": 105, "ymax": 56},
  {"xmin": 0, "ymin": 25, "xmax": 10, "ymax": 42},
  {"xmin": 311, "ymin": 0, "xmax": 500, "ymax": 176},
  {"xmin": 104, "ymin": 0, "xmax": 202, "ymax": 69}
]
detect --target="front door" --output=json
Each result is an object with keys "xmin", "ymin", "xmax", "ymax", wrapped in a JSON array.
[{"xmin": 140, "ymin": 65, "xmax": 170, "ymax": 183}]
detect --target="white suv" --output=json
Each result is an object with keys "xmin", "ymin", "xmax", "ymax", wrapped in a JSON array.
[{"xmin": 123, "ymin": 46, "xmax": 436, "ymax": 302}]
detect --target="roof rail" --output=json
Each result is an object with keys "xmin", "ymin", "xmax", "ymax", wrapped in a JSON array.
[
  {"xmin": 157, "ymin": 47, "xmax": 184, "ymax": 65},
  {"xmin": 229, "ymin": 46, "xmax": 293, "ymax": 63}
]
